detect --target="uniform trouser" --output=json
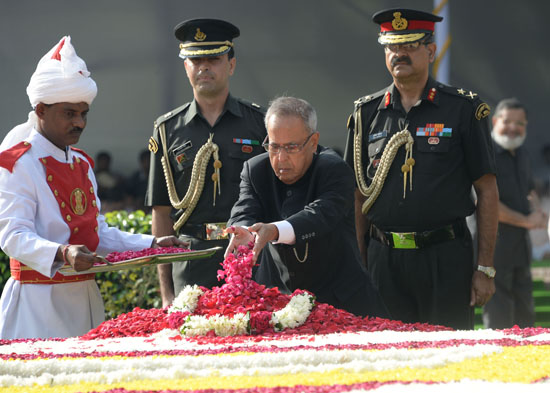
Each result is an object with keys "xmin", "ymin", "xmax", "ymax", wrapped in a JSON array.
[
  {"xmin": 367, "ymin": 230, "xmax": 474, "ymax": 330},
  {"xmin": 482, "ymin": 264, "xmax": 535, "ymax": 329},
  {"xmin": 172, "ymin": 236, "xmax": 229, "ymax": 295}
]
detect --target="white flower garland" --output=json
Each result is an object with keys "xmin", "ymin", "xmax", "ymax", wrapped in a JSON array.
[
  {"xmin": 168, "ymin": 284, "xmax": 203, "ymax": 314},
  {"xmin": 170, "ymin": 285, "xmax": 316, "ymax": 337},
  {"xmin": 272, "ymin": 293, "xmax": 316, "ymax": 332}
]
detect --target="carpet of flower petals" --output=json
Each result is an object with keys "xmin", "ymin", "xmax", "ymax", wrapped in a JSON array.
[
  {"xmin": 102, "ymin": 246, "xmax": 189, "ymax": 263},
  {"xmin": 3, "ymin": 244, "xmax": 549, "ymax": 393},
  {"xmin": 84, "ymin": 244, "xmax": 451, "ymax": 340}
]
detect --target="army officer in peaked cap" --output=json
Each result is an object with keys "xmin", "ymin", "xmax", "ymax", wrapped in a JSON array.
[
  {"xmin": 344, "ymin": 8, "xmax": 499, "ymax": 329},
  {"xmin": 146, "ymin": 18, "xmax": 267, "ymax": 307}
]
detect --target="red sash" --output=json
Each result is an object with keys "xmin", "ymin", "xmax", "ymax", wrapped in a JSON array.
[
  {"xmin": 10, "ymin": 258, "xmax": 95, "ymax": 284},
  {"xmin": 10, "ymin": 154, "xmax": 100, "ymax": 284}
]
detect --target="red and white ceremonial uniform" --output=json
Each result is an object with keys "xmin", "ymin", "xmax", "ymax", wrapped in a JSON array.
[{"xmin": 0, "ymin": 129, "xmax": 154, "ymax": 339}]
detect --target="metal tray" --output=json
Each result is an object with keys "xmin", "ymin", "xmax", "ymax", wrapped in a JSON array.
[{"xmin": 58, "ymin": 246, "xmax": 223, "ymax": 276}]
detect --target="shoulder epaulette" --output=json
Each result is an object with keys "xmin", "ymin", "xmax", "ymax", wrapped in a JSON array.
[
  {"xmin": 236, "ymin": 98, "xmax": 266, "ymax": 114},
  {"xmin": 353, "ymin": 88, "xmax": 387, "ymax": 109},
  {"xmin": 438, "ymin": 83, "xmax": 481, "ymax": 101},
  {"xmin": 154, "ymin": 102, "xmax": 191, "ymax": 128},
  {"xmin": 0, "ymin": 141, "xmax": 31, "ymax": 173},
  {"xmin": 70, "ymin": 147, "xmax": 95, "ymax": 169},
  {"xmin": 438, "ymin": 83, "xmax": 491, "ymax": 120}
]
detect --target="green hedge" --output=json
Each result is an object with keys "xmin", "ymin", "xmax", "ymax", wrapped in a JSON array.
[{"xmin": 0, "ymin": 210, "xmax": 160, "ymax": 319}]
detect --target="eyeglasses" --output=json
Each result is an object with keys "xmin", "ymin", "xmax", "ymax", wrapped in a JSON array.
[
  {"xmin": 262, "ymin": 133, "xmax": 315, "ymax": 154},
  {"xmin": 384, "ymin": 40, "xmax": 428, "ymax": 53}
]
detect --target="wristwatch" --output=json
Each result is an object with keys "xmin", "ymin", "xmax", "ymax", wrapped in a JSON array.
[{"xmin": 477, "ymin": 265, "xmax": 496, "ymax": 278}]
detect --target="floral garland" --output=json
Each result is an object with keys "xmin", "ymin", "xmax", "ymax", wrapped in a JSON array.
[{"xmin": 167, "ymin": 243, "xmax": 316, "ymax": 336}]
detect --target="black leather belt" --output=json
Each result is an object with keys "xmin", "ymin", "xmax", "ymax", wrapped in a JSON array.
[
  {"xmin": 370, "ymin": 220, "xmax": 465, "ymax": 249},
  {"xmin": 180, "ymin": 222, "xmax": 229, "ymax": 241}
]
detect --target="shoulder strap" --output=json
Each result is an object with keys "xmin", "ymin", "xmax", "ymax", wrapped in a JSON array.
[{"xmin": 0, "ymin": 141, "xmax": 32, "ymax": 173}]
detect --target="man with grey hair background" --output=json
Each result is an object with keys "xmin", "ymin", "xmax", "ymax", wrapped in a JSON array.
[
  {"xmin": 483, "ymin": 98, "xmax": 547, "ymax": 328},
  {"xmin": 226, "ymin": 96, "xmax": 387, "ymax": 317}
]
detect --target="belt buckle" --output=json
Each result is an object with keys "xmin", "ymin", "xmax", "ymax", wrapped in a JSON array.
[
  {"xmin": 391, "ymin": 232, "xmax": 417, "ymax": 249},
  {"xmin": 205, "ymin": 222, "xmax": 228, "ymax": 240}
]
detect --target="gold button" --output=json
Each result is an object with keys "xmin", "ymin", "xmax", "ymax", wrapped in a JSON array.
[
  {"xmin": 61, "ymin": 202, "xmax": 66, "ymax": 208},
  {"xmin": 66, "ymin": 215, "xmax": 72, "ymax": 222},
  {"xmin": 41, "ymin": 158, "xmax": 47, "ymax": 164},
  {"xmin": 90, "ymin": 187, "xmax": 94, "ymax": 194},
  {"xmin": 73, "ymin": 227, "xmax": 79, "ymax": 233},
  {"xmin": 54, "ymin": 190, "xmax": 59, "ymax": 196},
  {"xmin": 47, "ymin": 175, "xmax": 53, "ymax": 182},
  {"xmin": 76, "ymin": 157, "xmax": 81, "ymax": 163},
  {"xmin": 94, "ymin": 226, "xmax": 98, "ymax": 232},
  {"xmin": 92, "ymin": 200, "xmax": 96, "ymax": 207},
  {"xmin": 96, "ymin": 212, "xmax": 99, "ymax": 218},
  {"xmin": 23, "ymin": 142, "xmax": 29, "ymax": 146},
  {"xmin": 70, "ymin": 164, "xmax": 74, "ymax": 170}
]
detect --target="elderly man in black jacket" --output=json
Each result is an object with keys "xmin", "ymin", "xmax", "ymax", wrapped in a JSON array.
[{"xmin": 225, "ymin": 96, "xmax": 387, "ymax": 317}]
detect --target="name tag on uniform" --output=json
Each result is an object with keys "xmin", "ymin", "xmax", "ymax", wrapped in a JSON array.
[
  {"xmin": 172, "ymin": 140, "xmax": 193, "ymax": 164},
  {"xmin": 368, "ymin": 130, "xmax": 388, "ymax": 142}
]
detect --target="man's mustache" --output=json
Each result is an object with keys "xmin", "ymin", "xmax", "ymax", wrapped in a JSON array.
[
  {"xmin": 71, "ymin": 127, "xmax": 83, "ymax": 133},
  {"xmin": 391, "ymin": 56, "xmax": 412, "ymax": 67}
]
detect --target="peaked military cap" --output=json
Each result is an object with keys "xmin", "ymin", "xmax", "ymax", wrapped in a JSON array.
[
  {"xmin": 372, "ymin": 8, "xmax": 443, "ymax": 45},
  {"xmin": 174, "ymin": 18, "xmax": 240, "ymax": 59}
]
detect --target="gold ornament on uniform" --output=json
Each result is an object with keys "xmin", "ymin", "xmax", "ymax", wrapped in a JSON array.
[
  {"xmin": 392, "ymin": 12, "xmax": 408, "ymax": 30},
  {"xmin": 475, "ymin": 103, "xmax": 491, "ymax": 120},
  {"xmin": 70, "ymin": 188, "xmax": 87, "ymax": 216},
  {"xmin": 194, "ymin": 28, "xmax": 206, "ymax": 41},
  {"xmin": 159, "ymin": 124, "xmax": 222, "ymax": 232},
  {"xmin": 212, "ymin": 154, "xmax": 222, "ymax": 206},
  {"xmin": 352, "ymin": 106, "xmax": 415, "ymax": 214}
]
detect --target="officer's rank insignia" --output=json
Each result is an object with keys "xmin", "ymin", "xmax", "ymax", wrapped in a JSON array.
[
  {"xmin": 392, "ymin": 12, "xmax": 408, "ymax": 30},
  {"xmin": 194, "ymin": 28, "xmax": 206, "ymax": 41},
  {"xmin": 475, "ymin": 103, "xmax": 491, "ymax": 120},
  {"xmin": 427, "ymin": 87, "xmax": 437, "ymax": 102},
  {"xmin": 457, "ymin": 88, "xmax": 478, "ymax": 100},
  {"xmin": 148, "ymin": 137, "xmax": 158, "ymax": 154},
  {"xmin": 416, "ymin": 123, "xmax": 452, "ymax": 137},
  {"xmin": 384, "ymin": 91, "xmax": 391, "ymax": 107},
  {"xmin": 428, "ymin": 137, "xmax": 440, "ymax": 145}
]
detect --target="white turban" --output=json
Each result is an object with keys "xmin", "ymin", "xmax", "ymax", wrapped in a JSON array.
[{"xmin": 1, "ymin": 36, "xmax": 97, "ymax": 150}]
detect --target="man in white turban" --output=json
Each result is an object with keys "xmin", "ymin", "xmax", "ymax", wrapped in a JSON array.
[{"xmin": 0, "ymin": 36, "xmax": 183, "ymax": 339}]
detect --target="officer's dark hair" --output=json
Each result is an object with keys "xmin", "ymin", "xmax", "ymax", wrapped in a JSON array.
[
  {"xmin": 422, "ymin": 34, "xmax": 435, "ymax": 45},
  {"xmin": 227, "ymin": 48, "xmax": 235, "ymax": 60},
  {"xmin": 494, "ymin": 97, "xmax": 528, "ymax": 120},
  {"xmin": 265, "ymin": 96, "xmax": 317, "ymax": 134}
]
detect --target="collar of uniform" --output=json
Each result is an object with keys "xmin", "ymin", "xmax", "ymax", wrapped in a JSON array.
[
  {"xmin": 377, "ymin": 86, "xmax": 395, "ymax": 110},
  {"xmin": 183, "ymin": 94, "xmax": 243, "ymax": 126},
  {"xmin": 420, "ymin": 77, "xmax": 440, "ymax": 106},
  {"xmin": 379, "ymin": 78, "xmax": 440, "ymax": 110},
  {"xmin": 29, "ymin": 128, "xmax": 74, "ymax": 163}
]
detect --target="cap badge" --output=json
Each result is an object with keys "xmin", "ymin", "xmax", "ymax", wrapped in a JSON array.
[
  {"xmin": 194, "ymin": 28, "xmax": 206, "ymax": 42},
  {"xmin": 391, "ymin": 12, "xmax": 408, "ymax": 30}
]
